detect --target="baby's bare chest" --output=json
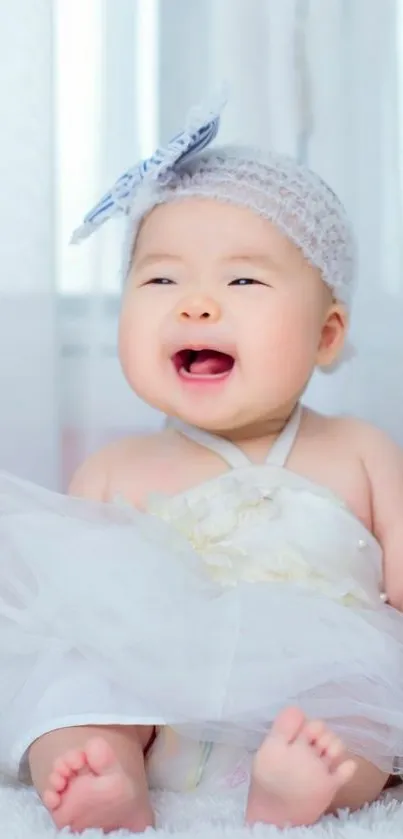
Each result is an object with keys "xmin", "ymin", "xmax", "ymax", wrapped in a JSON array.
[{"xmin": 108, "ymin": 437, "xmax": 372, "ymax": 531}]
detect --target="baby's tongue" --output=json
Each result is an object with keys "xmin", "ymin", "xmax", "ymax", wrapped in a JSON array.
[{"xmin": 189, "ymin": 350, "xmax": 230, "ymax": 376}]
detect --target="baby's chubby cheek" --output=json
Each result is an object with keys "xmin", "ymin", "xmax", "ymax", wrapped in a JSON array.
[{"xmin": 118, "ymin": 307, "xmax": 149, "ymax": 383}]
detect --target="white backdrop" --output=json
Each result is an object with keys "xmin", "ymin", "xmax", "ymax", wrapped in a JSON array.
[{"xmin": 0, "ymin": 0, "xmax": 402, "ymax": 489}]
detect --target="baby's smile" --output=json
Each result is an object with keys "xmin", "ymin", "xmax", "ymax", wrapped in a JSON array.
[{"xmin": 171, "ymin": 347, "xmax": 236, "ymax": 385}]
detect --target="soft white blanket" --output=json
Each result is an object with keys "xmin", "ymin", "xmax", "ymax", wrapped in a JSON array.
[{"xmin": 2, "ymin": 782, "xmax": 403, "ymax": 838}]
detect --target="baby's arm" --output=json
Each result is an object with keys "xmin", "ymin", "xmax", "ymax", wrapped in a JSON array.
[
  {"xmin": 68, "ymin": 434, "xmax": 165, "ymax": 506},
  {"xmin": 359, "ymin": 423, "xmax": 403, "ymax": 609},
  {"xmin": 68, "ymin": 443, "xmax": 115, "ymax": 500}
]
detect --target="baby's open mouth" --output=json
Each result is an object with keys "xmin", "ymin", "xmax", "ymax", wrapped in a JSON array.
[{"xmin": 172, "ymin": 348, "xmax": 235, "ymax": 378}]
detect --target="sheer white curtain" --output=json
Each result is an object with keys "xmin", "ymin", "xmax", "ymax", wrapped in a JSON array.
[
  {"xmin": 0, "ymin": 0, "xmax": 402, "ymax": 490},
  {"xmin": 0, "ymin": 0, "xmax": 58, "ymax": 488}
]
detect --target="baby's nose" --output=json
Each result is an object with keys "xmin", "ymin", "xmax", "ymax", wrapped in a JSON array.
[{"xmin": 176, "ymin": 295, "xmax": 221, "ymax": 323}]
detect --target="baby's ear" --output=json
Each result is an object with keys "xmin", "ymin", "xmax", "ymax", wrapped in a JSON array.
[{"xmin": 316, "ymin": 302, "xmax": 348, "ymax": 368}]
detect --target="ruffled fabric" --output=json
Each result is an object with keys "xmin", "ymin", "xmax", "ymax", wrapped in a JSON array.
[
  {"xmin": 0, "ymin": 466, "xmax": 400, "ymax": 782},
  {"xmin": 148, "ymin": 470, "xmax": 383, "ymax": 605}
]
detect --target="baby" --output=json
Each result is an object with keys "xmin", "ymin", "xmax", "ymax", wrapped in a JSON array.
[{"xmin": 1, "ymin": 98, "xmax": 403, "ymax": 834}]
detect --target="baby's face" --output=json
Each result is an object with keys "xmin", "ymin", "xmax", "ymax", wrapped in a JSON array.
[{"xmin": 119, "ymin": 199, "xmax": 345, "ymax": 432}]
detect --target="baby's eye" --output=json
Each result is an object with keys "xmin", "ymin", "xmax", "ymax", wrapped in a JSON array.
[
  {"xmin": 144, "ymin": 277, "xmax": 176, "ymax": 285},
  {"xmin": 229, "ymin": 278, "xmax": 265, "ymax": 286}
]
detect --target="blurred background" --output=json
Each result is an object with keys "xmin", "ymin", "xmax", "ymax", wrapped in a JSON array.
[{"xmin": 0, "ymin": 0, "xmax": 402, "ymax": 489}]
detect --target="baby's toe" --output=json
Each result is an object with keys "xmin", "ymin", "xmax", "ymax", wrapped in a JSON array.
[
  {"xmin": 319, "ymin": 733, "xmax": 345, "ymax": 770},
  {"xmin": 315, "ymin": 731, "xmax": 334, "ymax": 757},
  {"xmin": 42, "ymin": 788, "xmax": 61, "ymax": 811},
  {"xmin": 53, "ymin": 757, "xmax": 70, "ymax": 777},
  {"xmin": 63, "ymin": 748, "xmax": 86, "ymax": 773},
  {"xmin": 303, "ymin": 720, "xmax": 326, "ymax": 745},
  {"xmin": 335, "ymin": 758, "xmax": 357, "ymax": 784},
  {"xmin": 49, "ymin": 771, "xmax": 68, "ymax": 793}
]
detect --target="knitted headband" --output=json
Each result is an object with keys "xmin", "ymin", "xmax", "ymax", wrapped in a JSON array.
[{"xmin": 72, "ymin": 95, "xmax": 355, "ymax": 311}]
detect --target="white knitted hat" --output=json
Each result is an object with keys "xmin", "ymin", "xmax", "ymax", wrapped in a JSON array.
[
  {"xmin": 122, "ymin": 144, "xmax": 355, "ymax": 310},
  {"xmin": 72, "ymin": 95, "xmax": 356, "ymax": 312}
]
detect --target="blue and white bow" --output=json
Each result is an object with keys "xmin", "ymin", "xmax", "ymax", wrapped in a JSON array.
[{"xmin": 71, "ymin": 93, "xmax": 227, "ymax": 244}]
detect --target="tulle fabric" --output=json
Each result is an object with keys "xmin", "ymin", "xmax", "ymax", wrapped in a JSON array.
[{"xmin": 0, "ymin": 472, "xmax": 403, "ymax": 777}]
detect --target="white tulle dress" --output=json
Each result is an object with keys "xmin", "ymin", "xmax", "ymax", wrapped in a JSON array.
[{"xmin": 0, "ymin": 404, "xmax": 403, "ymax": 791}]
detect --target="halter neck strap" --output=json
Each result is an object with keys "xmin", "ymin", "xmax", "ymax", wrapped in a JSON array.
[{"xmin": 171, "ymin": 404, "xmax": 302, "ymax": 470}]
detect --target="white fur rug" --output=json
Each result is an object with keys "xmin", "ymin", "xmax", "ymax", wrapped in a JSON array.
[{"xmin": 2, "ymin": 782, "xmax": 403, "ymax": 838}]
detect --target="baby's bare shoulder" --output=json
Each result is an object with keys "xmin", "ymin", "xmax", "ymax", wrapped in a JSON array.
[
  {"xmin": 303, "ymin": 408, "xmax": 403, "ymax": 487},
  {"xmin": 330, "ymin": 415, "xmax": 403, "ymax": 494},
  {"xmin": 298, "ymin": 411, "xmax": 383, "ymax": 523},
  {"xmin": 69, "ymin": 430, "xmax": 179, "ymax": 507},
  {"xmin": 304, "ymin": 409, "xmax": 388, "ymax": 452},
  {"xmin": 320, "ymin": 413, "xmax": 400, "ymax": 457},
  {"xmin": 108, "ymin": 431, "xmax": 174, "ymax": 462}
]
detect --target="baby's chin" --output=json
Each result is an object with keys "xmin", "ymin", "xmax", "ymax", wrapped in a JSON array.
[
  {"xmin": 133, "ymin": 379, "xmax": 289, "ymax": 435},
  {"xmin": 142, "ymin": 397, "xmax": 239, "ymax": 433}
]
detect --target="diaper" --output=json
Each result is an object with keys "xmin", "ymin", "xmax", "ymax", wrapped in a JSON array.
[{"xmin": 146, "ymin": 728, "xmax": 252, "ymax": 793}]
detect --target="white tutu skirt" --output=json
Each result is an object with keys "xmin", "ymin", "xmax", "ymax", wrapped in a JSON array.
[{"xmin": 0, "ymin": 472, "xmax": 403, "ymax": 778}]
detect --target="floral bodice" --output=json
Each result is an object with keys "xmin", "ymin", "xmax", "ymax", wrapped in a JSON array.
[{"xmin": 147, "ymin": 406, "xmax": 384, "ymax": 608}]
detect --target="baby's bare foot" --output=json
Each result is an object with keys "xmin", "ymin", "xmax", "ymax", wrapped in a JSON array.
[
  {"xmin": 246, "ymin": 707, "xmax": 357, "ymax": 827},
  {"xmin": 43, "ymin": 737, "xmax": 154, "ymax": 833}
]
